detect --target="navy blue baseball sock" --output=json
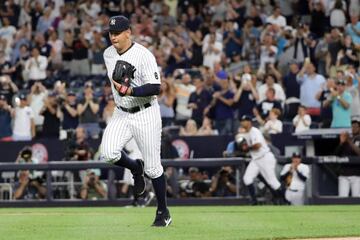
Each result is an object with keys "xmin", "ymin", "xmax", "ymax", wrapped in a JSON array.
[
  {"xmin": 151, "ymin": 173, "xmax": 167, "ymax": 212},
  {"xmin": 247, "ymin": 184, "xmax": 258, "ymax": 205},
  {"xmin": 113, "ymin": 151, "xmax": 140, "ymax": 173}
]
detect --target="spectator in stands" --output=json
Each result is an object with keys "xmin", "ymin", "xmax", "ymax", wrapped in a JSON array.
[
  {"xmin": 40, "ymin": 91, "xmax": 61, "ymax": 138},
  {"xmin": 185, "ymin": 5, "xmax": 202, "ymax": 32},
  {"xmin": 0, "ymin": 94, "xmax": 13, "ymax": 141},
  {"xmin": 324, "ymin": 79, "xmax": 352, "ymax": 128},
  {"xmin": 102, "ymin": 94, "xmax": 115, "ymax": 125},
  {"xmin": 28, "ymin": 81, "xmax": 47, "ymax": 132},
  {"xmin": 314, "ymin": 32, "xmax": 331, "ymax": 78},
  {"xmin": 60, "ymin": 91, "xmax": 78, "ymax": 131},
  {"xmin": 209, "ymin": 166, "xmax": 236, "ymax": 197},
  {"xmin": 179, "ymin": 119, "xmax": 198, "ymax": 136},
  {"xmin": 188, "ymin": 30, "xmax": 204, "ymax": 68},
  {"xmin": 328, "ymin": 28, "xmax": 344, "ymax": 77},
  {"xmin": 297, "ymin": 60, "xmax": 326, "ymax": 118},
  {"xmin": 77, "ymin": 81, "xmax": 100, "ymax": 139},
  {"xmin": 202, "ymin": 32, "xmax": 222, "ymax": 70},
  {"xmin": 188, "ymin": 77, "xmax": 212, "ymax": 127},
  {"xmin": 242, "ymin": 33, "xmax": 260, "ymax": 71},
  {"xmin": 0, "ymin": 50, "xmax": 16, "ymax": 77},
  {"xmin": 0, "ymin": 74, "xmax": 18, "ymax": 104},
  {"xmin": 263, "ymin": 108, "xmax": 283, "ymax": 134},
  {"xmin": 266, "ymin": 6, "xmax": 287, "ymax": 28},
  {"xmin": 158, "ymin": 78, "xmax": 175, "ymax": 127},
  {"xmin": 24, "ymin": 47, "xmax": 48, "ymax": 88},
  {"xmin": 12, "ymin": 93, "xmax": 35, "ymax": 141},
  {"xmin": 174, "ymin": 73, "xmax": 195, "ymax": 123},
  {"xmin": 258, "ymin": 34, "xmax": 278, "ymax": 75},
  {"xmin": 316, "ymin": 78, "xmax": 335, "ymax": 128},
  {"xmin": 280, "ymin": 152, "xmax": 310, "ymax": 205},
  {"xmin": 233, "ymin": 73, "xmax": 259, "ymax": 121},
  {"xmin": 197, "ymin": 116, "xmax": 218, "ymax": 136},
  {"xmin": 329, "ymin": 0, "xmax": 347, "ymax": 28},
  {"xmin": 336, "ymin": 35, "xmax": 359, "ymax": 69},
  {"xmin": 223, "ymin": 21, "xmax": 242, "ymax": 60},
  {"xmin": 282, "ymin": 61, "xmax": 301, "ymax": 120},
  {"xmin": 14, "ymin": 44, "xmax": 30, "ymax": 83},
  {"xmin": 36, "ymin": 6, "xmax": 54, "ymax": 34},
  {"xmin": 309, "ymin": 1, "xmax": 327, "ymax": 38},
  {"xmin": 293, "ymin": 105, "xmax": 312, "ymax": 133},
  {"xmin": 47, "ymin": 29, "xmax": 63, "ymax": 70},
  {"xmin": 253, "ymin": 88, "xmax": 282, "ymax": 124},
  {"xmin": 80, "ymin": 170, "xmax": 107, "ymax": 200},
  {"xmin": 90, "ymin": 30, "xmax": 106, "ymax": 75},
  {"xmin": 0, "ymin": 17, "xmax": 16, "ymax": 56},
  {"xmin": 206, "ymin": 75, "xmax": 234, "ymax": 135},
  {"xmin": 335, "ymin": 118, "xmax": 360, "ymax": 197},
  {"xmin": 345, "ymin": 15, "xmax": 360, "ymax": 49},
  {"xmin": 61, "ymin": 30, "xmax": 74, "ymax": 72},
  {"xmin": 0, "ymin": 1, "xmax": 20, "ymax": 27},
  {"xmin": 71, "ymin": 29, "xmax": 90, "ymax": 76},
  {"xmin": 345, "ymin": 74, "xmax": 360, "ymax": 120},
  {"xmin": 258, "ymin": 73, "xmax": 286, "ymax": 104},
  {"xmin": 66, "ymin": 126, "xmax": 92, "ymax": 161}
]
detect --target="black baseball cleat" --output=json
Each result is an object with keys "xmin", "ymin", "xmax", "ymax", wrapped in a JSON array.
[
  {"xmin": 132, "ymin": 159, "xmax": 145, "ymax": 197},
  {"xmin": 151, "ymin": 209, "xmax": 172, "ymax": 227}
]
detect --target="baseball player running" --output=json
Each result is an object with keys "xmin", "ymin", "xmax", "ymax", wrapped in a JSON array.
[
  {"xmin": 100, "ymin": 15, "xmax": 171, "ymax": 227},
  {"xmin": 239, "ymin": 115, "xmax": 284, "ymax": 205}
]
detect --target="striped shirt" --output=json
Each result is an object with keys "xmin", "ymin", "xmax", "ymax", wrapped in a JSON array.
[{"xmin": 103, "ymin": 42, "xmax": 161, "ymax": 108}]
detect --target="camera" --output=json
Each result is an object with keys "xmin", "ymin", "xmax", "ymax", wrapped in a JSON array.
[{"xmin": 20, "ymin": 147, "xmax": 32, "ymax": 162}]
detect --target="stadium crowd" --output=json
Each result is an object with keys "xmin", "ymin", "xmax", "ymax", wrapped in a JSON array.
[{"xmin": 0, "ymin": 0, "xmax": 360, "ymax": 202}]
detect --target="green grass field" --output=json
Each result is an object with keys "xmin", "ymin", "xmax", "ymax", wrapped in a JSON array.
[{"xmin": 1, "ymin": 205, "xmax": 360, "ymax": 240}]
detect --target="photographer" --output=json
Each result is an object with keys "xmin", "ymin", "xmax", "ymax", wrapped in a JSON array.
[
  {"xmin": 66, "ymin": 127, "xmax": 92, "ymax": 161},
  {"xmin": 40, "ymin": 91, "xmax": 61, "ymax": 138},
  {"xmin": 80, "ymin": 170, "xmax": 107, "ymax": 200},
  {"xmin": 209, "ymin": 166, "xmax": 236, "ymax": 197},
  {"xmin": 14, "ymin": 147, "xmax": 46, "ymax": 200}
]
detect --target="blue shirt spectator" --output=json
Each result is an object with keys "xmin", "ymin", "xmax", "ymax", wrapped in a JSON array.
[
  {"xmin": 297, "ymin": 63, "xmax": 326, "ymax": 108},
  {"xmin": 346, "ymin": 16, "xmax": 360, "ymax": 46},
  {"xmin": 329, "ymin": 81, "xmax": 352, "ymax": 128}
]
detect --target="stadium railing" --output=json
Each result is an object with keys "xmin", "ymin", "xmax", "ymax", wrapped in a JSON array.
[{"xmin": 0, "ymin": 157, "xmax": 359, "ymax": 207}]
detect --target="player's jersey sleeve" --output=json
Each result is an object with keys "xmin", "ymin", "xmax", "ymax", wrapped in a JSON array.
[
  {"xmin": 298, "ymin": 164, "xmax": 310, "ymax": 178},
  {"xmin": 141, "ymin": 50, "xmax": 161, "ymax": 85},
  {"xmin": 280, "ymin": 164, "xmax": 291, "ymax": 176}
]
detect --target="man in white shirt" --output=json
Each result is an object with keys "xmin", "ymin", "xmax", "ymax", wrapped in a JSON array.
[
  {"xmin": 12, "ymin": 94, "xmax": 35, "ymax": 141},
  {"xmin": 280, "ymin": 152, "xmax": 310, "ymax": 205},
  {"xmin": 266, "ymin": 6, "xmax": 287, "ymax": 28},
  {"xmin": 24, "ymin": 47, "xmax": 48, "ymax": 87},
  {"xmin": 175, "ymin": 73, "xmax": 196, "ymax": 121}
]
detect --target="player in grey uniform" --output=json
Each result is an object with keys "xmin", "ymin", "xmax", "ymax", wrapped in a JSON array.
[
  {"xmin": 239, "ymin": 115, "xmax": 284, "ymax": 205},
  {"xmin": 100, "ymin": 16, "xmax": 171, "ymax": 227}
]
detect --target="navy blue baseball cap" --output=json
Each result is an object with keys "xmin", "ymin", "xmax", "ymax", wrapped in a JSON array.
[
  {"xmin": 107, "ymin": 15, "xmax": 130, "ymax": 33},
  {"xmin": 240, "ymin": 115, "xmax": 252, "ymax": 122}
]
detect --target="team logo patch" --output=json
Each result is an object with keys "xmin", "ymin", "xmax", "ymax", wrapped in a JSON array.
[
  {"xmin": 154, "ymin": 72, "xmax": 158, "ymax": 80},
  {"xmin": 171, "ymin": 139, "xmax": 190, "ymax": 159},
  {"xmin": 110, "ymin": 19, "xmax": 116, "ymax": 25}
]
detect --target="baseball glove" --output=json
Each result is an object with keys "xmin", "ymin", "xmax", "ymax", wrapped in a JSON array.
[{"xmin": 112, "ymin": 60, "xmax": 136, "ymax": 96}]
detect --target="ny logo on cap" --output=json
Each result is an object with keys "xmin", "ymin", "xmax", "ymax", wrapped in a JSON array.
[{"xmin": 110, "ymin": 19, "xmax": 116, "ymax": 25}]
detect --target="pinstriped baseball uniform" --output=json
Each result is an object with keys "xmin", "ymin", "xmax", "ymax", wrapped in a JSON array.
[
  {"xmin": 243, "ymin": 126, "xmax": 281, "ymax": 190},
  {"xmin": 100, "ymin": 42, "xmax": 163, "ymax": 179}
]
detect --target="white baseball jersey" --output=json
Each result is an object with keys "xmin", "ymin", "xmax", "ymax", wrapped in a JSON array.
[
  {"xmin": 280, "ymin": 163, "xmax": 310, "ymax": 191},
  {"xmin": 243, "ymin": 126, "xmax": 281, "ymax": 190},
  {"xmin": 103, "ymin": 42, "xmax": 161, "ymax": 108},
  {"xmin": 244, "ymin": 127, "xmax": 270, "ymax": 159},
  {"xmin": 100, "ymin": 41, "xmax": 163, "ymax": 179}
]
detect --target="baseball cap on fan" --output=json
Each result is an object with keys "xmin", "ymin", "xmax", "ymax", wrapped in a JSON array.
[{"xmin": 107, "ymin": 15, "xmax": 130, "ymax": 33}]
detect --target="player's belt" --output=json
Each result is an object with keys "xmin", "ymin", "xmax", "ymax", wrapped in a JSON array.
[{"xmin": 118, "ymin": 102, "xmax": 151, "ymax": 113}]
